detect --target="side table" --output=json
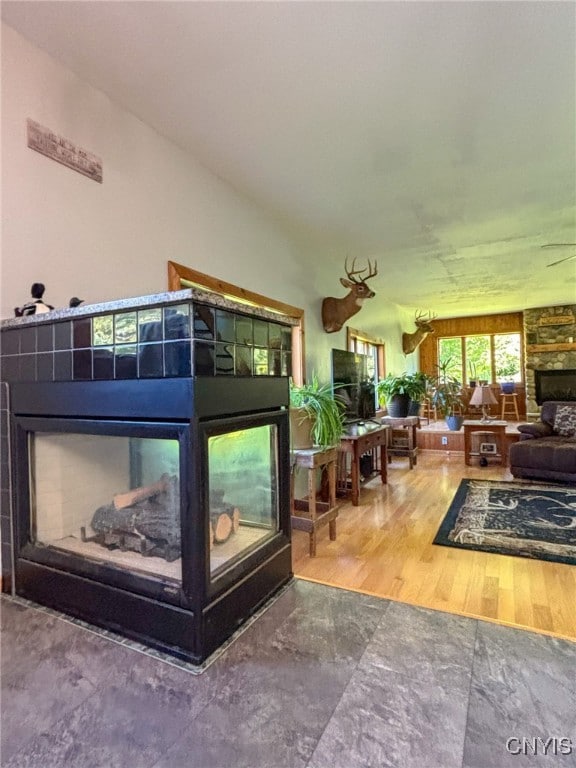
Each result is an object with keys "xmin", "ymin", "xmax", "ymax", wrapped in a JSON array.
[
  {"xmin": 381, "ymin": 416, "xmax": 419, "ymax": 468},
  {"xmin": 337, "ymin": 424, "xmax": 389, "ymax": 506},
  {"xmin": 291, "ymin": 447, "xmax": 339, "ymax": 557},
  {"xmin": 463, "ymin": 420, "xmax": 508, "ymax": 466}
]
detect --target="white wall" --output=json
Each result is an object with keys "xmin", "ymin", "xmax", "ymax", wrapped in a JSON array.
[{"xmin": 1, "ymin": 22, "xmax": 408, "ymax": 377}]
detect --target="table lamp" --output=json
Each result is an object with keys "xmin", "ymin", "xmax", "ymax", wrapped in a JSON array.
[{"xmin": 469, "ymin": 385, "xmax": 497, "ymax": 423}]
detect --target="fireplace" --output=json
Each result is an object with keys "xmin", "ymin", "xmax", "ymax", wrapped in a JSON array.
[
  {"xmin": 534, "ymin": 369, "xmax": 576, "ymax": 405},
  {"xmin": 523, "ymin": 305, "xmax": 576, "ymax": 416},
  {"xmin": 10, "ymin": 377, "xmax": 291, "ymax": 662},
  {"xmin": 1, "ymin": 290, "xmax": 294, "ymax": 664}
]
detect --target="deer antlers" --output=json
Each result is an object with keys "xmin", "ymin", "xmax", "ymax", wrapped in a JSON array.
[
  {"xmin": 414, "ymin": 310, "xmax": 438, "ymax": 326},
  {"xmin": 344, "ymin": 257, "xmax": 378, "ymax": 284}
]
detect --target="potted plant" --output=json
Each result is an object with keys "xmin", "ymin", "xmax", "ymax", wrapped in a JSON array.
[
  {"xmin": 468, "ymin": 362, "xmax": 477, "ymax": 388},
  {"xmin": 377, "ymin": 373, "xmax": 427, "ymax": 418},
  {"xmin": 289, "ymin": 376, "xmax": 346, "ymax": 449},
  {"xmin": 407, "ymin": 371, "xmax": 432, "ymax": 416},
  {"xmin": 431, "ymin": 358, "xmax": 465, "ymax": 430}
]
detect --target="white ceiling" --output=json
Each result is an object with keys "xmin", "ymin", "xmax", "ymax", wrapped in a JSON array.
[{"xmin": 3, "ymin": 0, "xmax": 576, "ymax": 317}]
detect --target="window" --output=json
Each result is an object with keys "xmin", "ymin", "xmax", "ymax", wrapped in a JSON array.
[
  {"xmin": 437, "ymin": 337, "xmax": 463, "ymax": 380},
  {"xmin": 167, "ymin": 261, "xmax": 305, "ymax": 385},
  {"xmin": 494, "ymin": 334, "xmax": 522, "ymax": 382},
  {"xmin": 347, "ymin": 327, "xmax": 385, "ymax": 378},
  {"xmin": 438, "ymin": 333, "xmax": 522, "ymax": 385},
  {"xmin": 347, "ymin": 326, "xmax": 385, "ymax": 411},
  {"xmin": 465, "ymin": 336, "xmax": 491, "ymax": 382}
]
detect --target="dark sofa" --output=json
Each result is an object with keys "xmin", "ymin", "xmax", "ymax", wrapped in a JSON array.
[{"xmin": 509, "ymin": 401, "xmax": 576, "ymax": 483}]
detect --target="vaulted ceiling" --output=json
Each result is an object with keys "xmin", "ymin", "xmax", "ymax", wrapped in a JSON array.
[{"xmin": 3, "ymin": 1, "xmax": 575, "ymax": 317}]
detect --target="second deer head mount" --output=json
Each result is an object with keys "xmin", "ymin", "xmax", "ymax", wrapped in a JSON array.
[
  {"xmin": 321, "ymin": 257, "xmax": 378, "ymax": 333},
  {"xmin": 402, "ymin": 310, "xmax": 437, "ymax": 355}
]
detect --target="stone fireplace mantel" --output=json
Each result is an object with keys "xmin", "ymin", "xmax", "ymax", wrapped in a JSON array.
[{"xmin": 524, "ymin": 304, "xmax": 576, "ymax": 417}]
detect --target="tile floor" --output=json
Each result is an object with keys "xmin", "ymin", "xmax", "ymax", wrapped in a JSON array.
[{"xmin": 1, "ymin": 579, "xmax": 574, "ymax": 768}]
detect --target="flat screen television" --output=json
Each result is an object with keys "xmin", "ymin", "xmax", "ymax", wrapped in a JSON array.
[{"xmin": 331, "ymin": 349, "xmax": 376, "ymax": 422}]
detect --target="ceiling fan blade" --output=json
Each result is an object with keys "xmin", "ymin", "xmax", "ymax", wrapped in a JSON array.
[
  {"xmin": 541, "ymin": 243, "xmax": 576, "ymax": 248},
  {"xmin": 546, "ymin": 254, "xmax": 576, "ymax": 267}
]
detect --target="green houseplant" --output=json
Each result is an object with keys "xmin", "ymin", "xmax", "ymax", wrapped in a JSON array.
[
  {"xmin": 289, "ymin": 376, "xmax": 346, "ymax": 449},
  {"xmin": 431, "ymin": 358, "xmax": 465, "ymax": 430},
  {"xmin": 377, "ymin": 372, "xmax": 428, "ymax": 418},
  {"xmin": 406, "ymin": 371, "xmax": 432, "ymax": 416}
]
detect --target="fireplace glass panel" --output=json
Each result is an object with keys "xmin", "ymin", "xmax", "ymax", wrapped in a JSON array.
[
  {"xmin": 535, "ymin": 369, "xmax": 576, "ymax": 404},
  {"xmin": 30, "ymin": 433, "xmax": 182, "ymax": 583},
  {"xmin": 208, "ymin": 424, "xmax": 278, "ymax": 577}
]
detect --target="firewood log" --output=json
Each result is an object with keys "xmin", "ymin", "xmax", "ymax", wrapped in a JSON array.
[
  {"xmin": 212, "ymin": 512, "xmax": 233, "ymax": 543},
  {"xmin": 113, "ymin": 474, "xmax": 170, "ymax": 510},
  {"xmin": 208, "ymin": 497, "xmax": 240, "ymax": 545},
  {"xmin": 134, "ymin": 497, "xmax": 180, "ymax": 548}
]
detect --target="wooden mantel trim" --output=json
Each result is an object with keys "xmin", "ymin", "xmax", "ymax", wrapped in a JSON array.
[
  {"xmin": 526, "ymin": 343, "xmax": 576, "ymax": 353},
  {"xmin": 168, "ymin": 261, "xmax": 304, "ymax": 319},
  {"xmin": 167, "ymin": 260, "xmax": 306, "ymax": 385}
]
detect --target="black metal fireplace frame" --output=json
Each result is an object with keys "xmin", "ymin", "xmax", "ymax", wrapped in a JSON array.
[
  {"xmin": 534, "ymin": 369, "xmax": 576, "ymax": 405},
  {"xmin": 198, "ymin": 410, "xmax": 289, "ymax": 599},
  {"xmin": 12, "ymin": 416, "xmax": 193, "ymax": 607},
  {"xmin": 8, "ymin": 376, "xmax": 292, "ymax": 663}
]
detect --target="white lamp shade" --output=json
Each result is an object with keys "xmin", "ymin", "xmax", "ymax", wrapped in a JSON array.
[{"xmin": 469, "ymin": 385, "xmax": 498, "ymax": 406}]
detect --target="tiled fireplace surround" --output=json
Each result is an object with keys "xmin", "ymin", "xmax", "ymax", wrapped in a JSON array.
[{"xmin": 524, "ymin": 304, "xmax": 576, "ymax": 418}]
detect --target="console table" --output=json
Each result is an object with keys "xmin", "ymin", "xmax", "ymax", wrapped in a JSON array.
[
  {"xmin": 291, "ymin": 447, "xmax": 339, "ymax": 557},
  {"xmin": 463, "ymin": 420, "xmax": 508, "ymax": 466},
  {"xmin": 337, "ymin": 424, "xmax": 389, "ymax": 506}
]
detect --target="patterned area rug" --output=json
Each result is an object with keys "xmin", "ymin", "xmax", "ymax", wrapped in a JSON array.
[{"xmin": 434, "ymin": 479, "xmax": 576, "ymax": 565}]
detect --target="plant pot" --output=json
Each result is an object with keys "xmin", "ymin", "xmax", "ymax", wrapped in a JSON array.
[
  {"xmin": 386, "ymin": 393, "xmax": 411, "ymax": 418},
  {"xmin": 289, "ymin": 407, "xmax": 314, "ymax": 449},
  {"xmin": 500, "ymin": 382, "xmax": 515, "ymax": 394},
  {"xmin": 446, "ymin": 415, "xmax": 464, "ymax": 431},
  {"xmin": 469, "ymin": 380, "xmax": 477, "ymax": 388},
  {"xmin": 408, "ymin": 400, "xmax": 422, "ymax": 417}
]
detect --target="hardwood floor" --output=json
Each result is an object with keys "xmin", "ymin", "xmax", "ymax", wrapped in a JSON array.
[{"xmin": 292, "ymin": 451, "xmax": 576, "ymax": 641}]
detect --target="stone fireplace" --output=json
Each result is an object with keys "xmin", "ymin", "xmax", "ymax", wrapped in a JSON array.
[{"xmin": 523, "ymin": 304, "xmax": 576, "ymax": 417}]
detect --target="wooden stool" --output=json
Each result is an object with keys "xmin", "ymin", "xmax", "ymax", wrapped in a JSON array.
[
  {"xmin": 291, "ymin": 447, "xmax": 339, "ymax": 557},
  {"xmin": 500, "ymin": 392, "xmax": 519, "ymax": 421},
  {"xmin": 420, "ymin": 397, "xmax": 436, "ymax": 424}
]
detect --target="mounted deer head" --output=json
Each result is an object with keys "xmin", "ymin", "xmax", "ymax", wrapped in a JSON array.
[
  {"xmin": 321, "ymin": 257, "xmax": 378, "ymax": 333},
  {"xmin": 402, "ymin": 310, "xmax": 437, "ymax": 355}
]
